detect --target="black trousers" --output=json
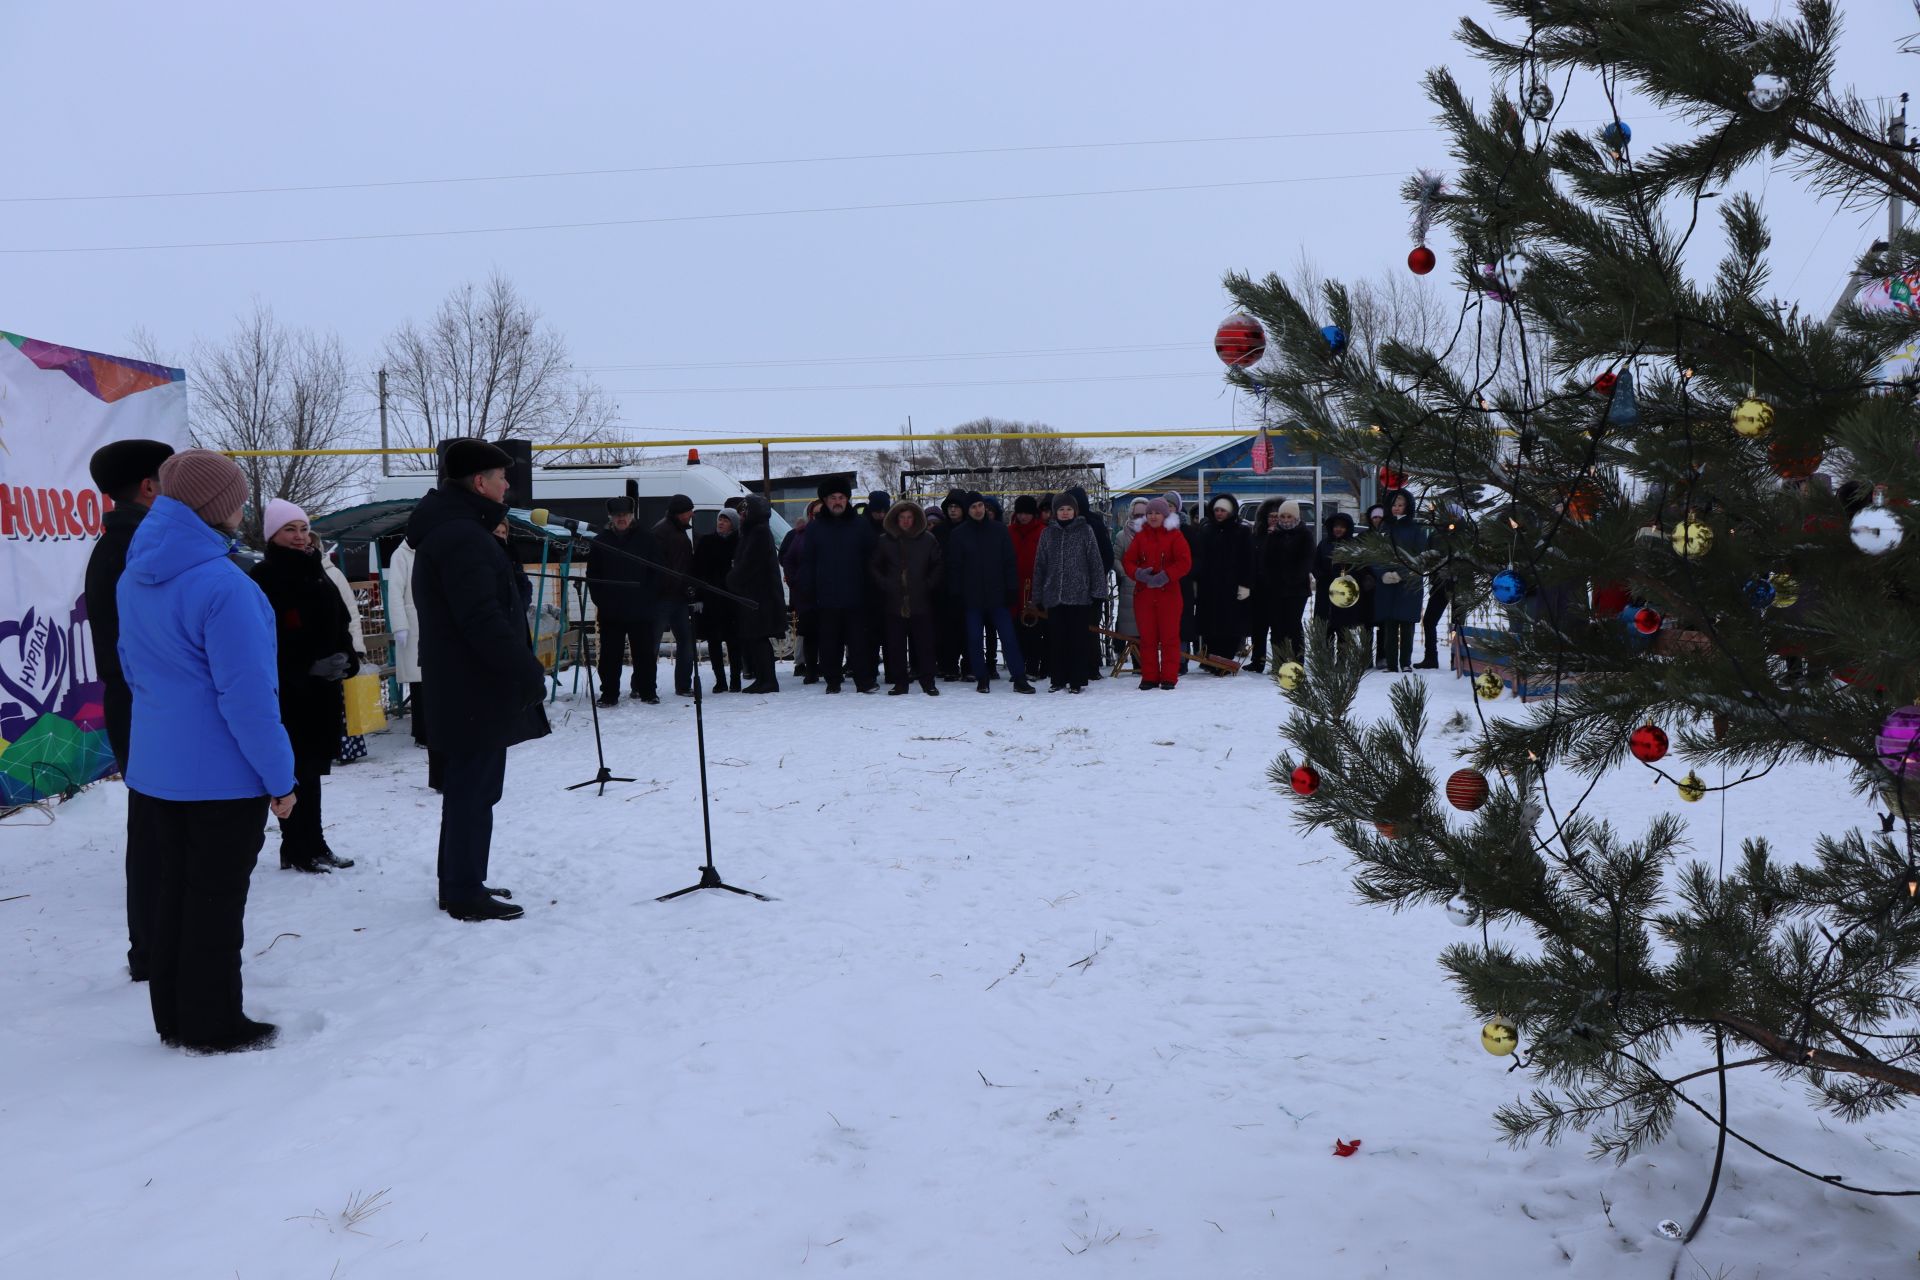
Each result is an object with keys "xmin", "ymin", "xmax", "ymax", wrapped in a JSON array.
[
  {"xmin": 936, "ymin": 599, "xmax": 964, "ymax": 678},
  {"xmin": 437, "ymin": 746, "xmax": 507, "ymax": 906},
  {"xmin": 643, "ymin": 604, "xmax": 697, "ymax": 696},
  {"xmin": 142, "ymin": 792, "xmax": 268, "ymax": 1046},
  {"xmin": 884, "ymin": 612, "xmax": 938, "ymax": 688},
  {"xmin": 815, "ymin": 606, "xmax": 876, "ymax": 689},
  {"xmin": 1253, "ymin": 594, "xmax": 1309, "ymax": 667},
  {"xmin": 743, "ymin": 636, "xmax": 779, "ymax": 688},
  {"xmin": 708, "ymin": 633, "xmax": 744, "ymax": 690},
  {"xmin": 276, "ymin": 757, "xmax": 328, "ymax": 860},
  {"xmin": 1048, "ymin": 603, "xmax": 1094, "ymax": 686},
  {"xmin": 126, "ymin": 790, "xmax": 156, "ymax": 979},
  {"xmin": 1016, "ymin": 615, "xmax": 1047, "ymax": 677},
  {"xmin": 1422, "ymin": 581, "xmax": 1453, "ymax": 661},
  {"xmin": 1375, "ymin": 620, "xmax": 1415, "ymax": 670},
  {"xmin": 598, "ymin": 615, "xmax": 647, "ymax": 696},
  {"xmin": 408, "ymin": 682, "xmax": 429, "ymax": 746}
]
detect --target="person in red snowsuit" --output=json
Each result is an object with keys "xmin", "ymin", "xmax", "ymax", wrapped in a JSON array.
[{"xmin": 1120, "ymin": 497, "xmax": 1193, "ymax": 689}]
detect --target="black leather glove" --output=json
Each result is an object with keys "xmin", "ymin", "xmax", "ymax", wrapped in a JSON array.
[{"xmin": 307, "ymin": 652, "xmax": 352, "ymax": 681}]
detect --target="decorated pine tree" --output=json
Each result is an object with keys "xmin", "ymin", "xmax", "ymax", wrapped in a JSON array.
[{"xmin": 1224, "ymin": 0, "xmax": 1920, "ymax": 1237}]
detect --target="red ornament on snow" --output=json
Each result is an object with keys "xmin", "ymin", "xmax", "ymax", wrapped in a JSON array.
[
  {"xmin": 1377, "ymin": 464, "xmax": 1407, "ymax": 491},
  {"xmin": 1214, "ymin": 313, "xmax": 1266, "ymax": 368},
  {"xmin": 1629, "ymin": 724, "xmax": 1669, "ymax": 762},
  {"xmin": 1594, "ymin": 371, "xmax": 1619, "ymax": 397},
  {"xmin": 1592, "ymin": 582, "xmax": 1630, "ymax": 616},
  {"xmin": 1408, "ymin": 246, "xmax": 1436, "ymax": 275},
  {"xmin": 1633, "ymin": 607, "xmax": 1662, "ymax": 636},
  {"xmin": 1446, "ymin": 768, "xmax": 1489, "ymax": 811},
  {"xmin": 1290, "ymin": 763, "xmax": 1321, "ymax": 796}
]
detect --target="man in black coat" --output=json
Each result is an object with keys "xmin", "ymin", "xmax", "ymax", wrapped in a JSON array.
[
  {"xmin": 645, "ymin": 494, "xmax": 699, "ymax": 698},
  {"xmin": 585, "ymin": 496, "xmax": 659, "ymax": 704},
  {"xmin": 800, "ymin": 476, "xmax": 878, "ymax": 693},
  {"xmin": 932, "ymin": 487, "xmax": 970, "ymax": 680},
  {"xmin": 945, "ymin": 493, "xmax": 1038, "ymax": 694},
  {"xmin": 83, "ymin": 437, "xmax": 175, "ymax": 982},
  {"xmin": 406, "ymin": 439, "xmax": 551, "ymax": 922},
  {"xmin": 727, "ymin": 496, "xmax": 787, "ymax": 693},
  {"xmin": 1253, "ymin": 499, "xmax": 1315, "ymax": 668}
]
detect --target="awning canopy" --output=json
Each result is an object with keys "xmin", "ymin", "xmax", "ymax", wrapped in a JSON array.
[{"xmin": 309, "ymin": 499, "xmax": 592, "ymax": 546}]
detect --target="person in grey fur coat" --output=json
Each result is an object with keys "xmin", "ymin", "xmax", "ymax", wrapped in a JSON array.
[{"xmin": 1030, "ymin": 491, "xmax": 1109, "ymax": 692}]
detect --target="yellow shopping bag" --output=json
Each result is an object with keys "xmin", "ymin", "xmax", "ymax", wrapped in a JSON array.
[{"xmin": 342, "ymin": 673, "xmax": 388, "ymax": 736}]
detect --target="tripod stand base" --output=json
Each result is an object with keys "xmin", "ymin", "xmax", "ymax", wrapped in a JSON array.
[
  {"xmin": 568, "ymin": 766, "xmax": 636, "ymax": 795},
  {"xmin": 657, "ymin": 862, "xmax": 773, "ymax": 902}
]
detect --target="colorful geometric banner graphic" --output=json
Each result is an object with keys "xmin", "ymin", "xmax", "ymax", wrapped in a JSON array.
[{"xmin": 0, "ymin": 331, "xmax": 187, "ymax": 804}]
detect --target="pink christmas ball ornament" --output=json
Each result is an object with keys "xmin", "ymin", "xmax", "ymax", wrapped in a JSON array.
[{"xmin": 1878, "ymin": 705, "xmax": 1920, "ymax": 776}]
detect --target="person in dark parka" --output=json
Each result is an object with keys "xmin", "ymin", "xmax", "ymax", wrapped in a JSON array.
[
  {"xmin": 945, "ymin": 493, "xmax": 1037, "ymax": 694},
  {"xmin": 1253, "ymin": 499, "xmax": 1314, "ymax": 669},
  {"xmin": 1370, "ymin": 489, "xmax": 1429, "ymax": 672},
  {"xmin": 407, "ymin": 439, "xmax": 550, "ymax": 922},
  {"xmin": 83, "ymin": 437, "xmax": 175, "ymax": 983},
  {"xmin": 932, "ymin": 487, "xmax": 970, "ymax": 680},
  {"xmin": 801, "ymin": 476, "xmax": 879, "ymax": 693},
  {"xmin": 250, "ymin": 499, "xmax": 359, "ymax": 875},
  {"xmin": 1312, "ymin": 510, "xmax": 1365, "ymax": 657},
  {"xmin": 646, "ymin": 495, "xmax": 699, "ymax": 698},
  {"xmin": 869, "ymin": 501, "xmax": 944, "ymax": 695},
  {"xmin": 694, "ymin": 507, "xmax": 743, "ymax": 692},
  {"xmin": 585, "ymin": 496, "xmax": 659, "ymax": 704},
  {"xmin": 1192, "ymin": 493, "xmax": 1254, "ymax": 672},
  {"xmin": 780, "ymin": 498, "xmax": 822, "ymax": 681},
  {"xmin": 727, "ymin": 495, "xmax": 787, "ymax": 693}
]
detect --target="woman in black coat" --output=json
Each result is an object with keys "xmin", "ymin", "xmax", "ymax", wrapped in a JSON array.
[
  {"xmin": 869, "ymin": 502, "xmax": 944, "ymax": 695},
  {"xmin": 1254, "ymin": 499, "xmax": 1315, "ymax": 667},
  {"xmin": 727, "ymin": 496, "xmax": 788, "ymax": 693},
  {"xmin": 694, "ymin": 510, "xmax": 743, "ymax": 691},
  {"xmin": 1191, "ymin": 493, "xmax": 1254, "ymax": 672},
  {"xmin": 250, "ymin": 501, "xmax": 359, "ymax": 874},
  {"xmin": 1312, "ymin": 510, "xmax": 1365, "ymax": 658}
]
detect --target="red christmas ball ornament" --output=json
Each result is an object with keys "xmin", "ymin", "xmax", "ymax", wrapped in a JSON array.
[
  {"xmin": 1289, "ymin": 763, "xmax": 1321, "ymax": 796},
  {"xmin": 1768, "ymin": 440, "xmax": 1823, "ymax": 480},
  {"xmin": 1377, "ymin": 463, "xmax": 1407, "ymax": 491},
  {"xmin": 1408, "ymin": 245, "xmax": 1437, "ymax": 275},
  {"xmin": 1592, "ymin": 582, "xmax": 1630, "ymax": 616},
  {"xmin": 1446, "ymin": 768, "xmax": 1490, "ymax": 812},
  {"xmin": 1214, "ymin": 313, "xmax": 1266, "ymax": 368},
  {"xmin": 1594, "ymin": 371, "xmax": 1619, "ymax": 397},
  {"xmin": 1375, "ymin": 820, "xmax": 1401, "ymax": 840},
  {"xmin": 1629, "ymin": 724, "xmax": 1669, "ymax": 762},
  {"xmin": 1633, "ymin": 606, "xmax": 1662, "ymax": 635}
]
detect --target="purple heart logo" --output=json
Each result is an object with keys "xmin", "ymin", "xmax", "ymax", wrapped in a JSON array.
[{"xmin": 0, "ymin": 607, "xmax": 69, "ymax": 717}]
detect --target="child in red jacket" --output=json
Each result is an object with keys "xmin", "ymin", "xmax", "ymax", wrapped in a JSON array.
[{"xmin": 1120, "ymin": 498, "xmax": 1193, "ymax": 689}]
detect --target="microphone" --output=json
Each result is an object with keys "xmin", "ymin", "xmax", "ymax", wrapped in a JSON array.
[{"xmin": 528, "ymin": 507, "xmax": 589, "ymax": 533}]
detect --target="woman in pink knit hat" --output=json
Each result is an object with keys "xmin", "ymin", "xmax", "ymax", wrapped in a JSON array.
[{"xmin": 249, "ymin": 498, "xmax": 360, "ymax": 874}]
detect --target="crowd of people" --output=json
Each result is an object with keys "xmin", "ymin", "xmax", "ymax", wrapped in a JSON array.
[{"xmin": 81, "ymin": 434, "xmax": 1452, "ymax": 1057}]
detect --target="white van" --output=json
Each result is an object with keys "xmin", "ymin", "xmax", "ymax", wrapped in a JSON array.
[{"xmin": 370, "ymin": 460, "xmax": 794, "ymax": 543}]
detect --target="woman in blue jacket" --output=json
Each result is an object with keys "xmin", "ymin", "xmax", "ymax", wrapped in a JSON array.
[{"xmin": 119, "ymin": 450, "xmax": 296, "ymax": 1054}]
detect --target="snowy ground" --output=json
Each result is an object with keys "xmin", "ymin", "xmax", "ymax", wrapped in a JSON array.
[{"xmin": 3, "ymin": 664, "xmax": 1916, "ymax": 1279}]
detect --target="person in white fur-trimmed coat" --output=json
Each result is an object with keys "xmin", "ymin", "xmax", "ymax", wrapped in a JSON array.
[{"xmin": 385, "ymin": 538, "xmax": 426, "ymax": 746}]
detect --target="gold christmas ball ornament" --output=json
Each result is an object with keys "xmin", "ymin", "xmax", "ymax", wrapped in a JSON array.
[
  {"xmin": 1328, "ymin": 573, "xmax": 1361, "ymax": 609},
  {"xmin": 1730, "ymin": 397, "xmax": 1774, "ymax": 438},
  {"xmin": 1677, "ymin": 771, "xmax": 1707, "ymax": 803},
  {"xmin": 1670, "ymin": 520, "xmax": 1713, "ymax": 557},
  {"xmin": 1481, "ymin": 1018, "xmax": 1520, "ymax": 1056},
  {"xmin": 1474, "ymin": 671, "xmax": 1504, "ymax": 700},
  {"xmin": 1770, "ymin": 574, "xmax": 1798, "ymax": 608},
  {"xmin": 1276, "ymin": 661, "xmax": 1305, "ymax": 692}
]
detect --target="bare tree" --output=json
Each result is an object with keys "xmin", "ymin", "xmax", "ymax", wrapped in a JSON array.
[
  {"xmin": 376, "ymin": 272, "xmax": 628, "ymax": 468},
  {"xmin": 876, "ymin": 418, "xmax": 1101, "ymax": 510},
  {"xmin": 188, "ymin": 304, "xmax": 366, "ymax": 541}
]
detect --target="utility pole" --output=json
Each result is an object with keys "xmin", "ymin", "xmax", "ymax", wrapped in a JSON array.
[
  {"xmin": 1892, "ymin": 93, "xmax": 1909, "ymax": 243},
  {"xmin": 377, "ymin": 367, "xmax": 390, "ymax": 477}
]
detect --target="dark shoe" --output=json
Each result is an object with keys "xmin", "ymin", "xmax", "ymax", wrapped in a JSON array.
[
  {"xmin": 1138, "ymin": 678, "xmax": 1156, "ymax": 690},
  {"xmin": 708, "ymin": 683, "xmax": 726, "ymax": 694},
  {"xmin": 742, "ymin": 681, "xmax": 777, "ymax": 694},
  {"xmin": 825, "ymin": 684, "xmax": 843, "ymax": 695},
  {"xmin": 1245, "ymin": 661, "xmax": 1264, "ymax": 674},
  {"xmin": 315, "ymin": 849, "xmax": 355, "ymax": 870},
  {"xmin": 888, "ymin": 685, "xmax": 910, "ymax": 696},
  {"xmin": 1070, "ymin": 683, "xmax": 1085, "ymax": 693},
  {"xmin": 803, "ymin": 674, "xmax": 819, "ymax": 685},
  {"xmin": 445, "ymin": 897, "xmax": 524, "ymax": 922},
  {"xmin": 280, "ymin": 854, "xmax": 331, "ymax": 874},
  {"xmin": 1012, "ymin": 680, "xmax": 1036, "ymax": 694},
  {"xmin": 921, "ymin": 683, "xmax": 940, "ymax": 696},
  {"xmin": 729, "ymin": 679, "xmax": 743, "ymax": 692},
  {"xmin": 976, "ymin": 679, "xmax": 991, "ymax": 693},
  {"xmin": 598, "ymin": 694, "xmax": 620, "ymax": 707},
  {"xmin": 129, "ymin": 965, "xmax": 148, "ymax": 983},
  {"xmin": 638, "ymin": 693, "xmax": 661, "ymax": 705},
  {"xmin": 857, "ymin": 684, "xmax": 878, "ymax": 695},
  {"xmin": 178, "ymin": 1017, "xmax": 278, "ymax": 1055},
  {"xmin": 675, "ymin": 688, "xmax": 694, "ymax": 699},
  {"xmin": 1414, "ymin": 655, "xmax": 1440, "ymax": 669},
  {"xmin": 1159, "ymin": 680, "xmax": 1177, "ymax": 690}
]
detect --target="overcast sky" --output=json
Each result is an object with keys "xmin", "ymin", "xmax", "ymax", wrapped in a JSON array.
[{"xmin": 5, "ymin": 1, "xmax": 1917, "ymax": 453}]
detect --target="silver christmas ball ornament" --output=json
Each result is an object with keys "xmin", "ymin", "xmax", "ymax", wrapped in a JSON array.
[
  {"xmin": 1444, "ymin": 893, "xmax": 1478, "ymax": 927},
  {"xmin": 1748, "ymin": 71, "xmax": 1788, "ymax": 113}
]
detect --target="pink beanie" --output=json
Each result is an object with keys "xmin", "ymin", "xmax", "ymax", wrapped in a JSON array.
[{"xmin": 262, "ymin": 497, "xmax": 309, "ymax": 543}]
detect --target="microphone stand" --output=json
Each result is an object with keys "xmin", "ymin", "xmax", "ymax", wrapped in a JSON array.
[
  {"xmin": 518, "ymin": 510, "xmax": 771, "ymax": 901},
  {"xmin": 565, "ymin": 579, "xmax": 636, "ymax": 796}
]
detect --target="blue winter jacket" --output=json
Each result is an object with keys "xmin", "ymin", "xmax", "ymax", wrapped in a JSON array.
[{"xmin": 118, "ymin": 496, "xmax": 296, "ymax": 801}]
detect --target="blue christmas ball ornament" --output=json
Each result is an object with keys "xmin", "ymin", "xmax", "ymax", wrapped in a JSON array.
[
  {"xmin": 1743, "ymin": 577, "xmax": 1777, "ymax": 610},
  {"xmin": 1602, "ymin": 120, "xmax": 1632, "ymax": 150},
  {"xmin": 1321, "ymin": 324, "xmax": 1348, "ymax": 356},
  {"xmin": 1492, "ymin": 569, "xmax": 1526, "ymax": 605}
]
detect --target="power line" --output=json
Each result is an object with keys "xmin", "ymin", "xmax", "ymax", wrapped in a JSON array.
[
  {"xmin": 602, "ymin": 370, "xmax": 1219, "ymax": 394},
  {"xmin": 571, "ymin": 340, "xmax": 1194, "ymax": 373},
  {"xmin": 0, "ymin": 170, "xmax": 1404, "ymax": 256},
  {"xmin": 0, "ymin": 128, "xmax": 1440, "ymax": 205}
]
